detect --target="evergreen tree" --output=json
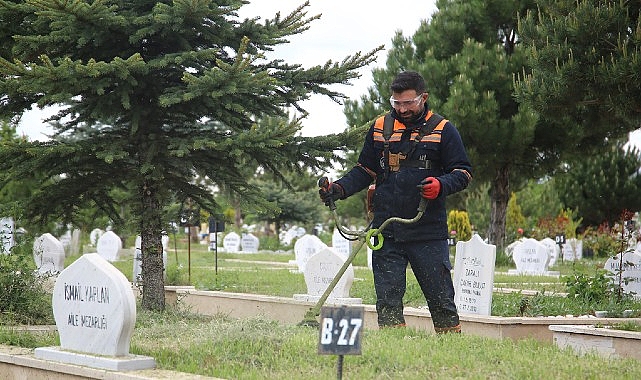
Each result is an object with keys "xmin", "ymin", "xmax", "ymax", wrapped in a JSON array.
[
  {"xmin": 554, "ymin": 141, "xmax": 641, "ymax": 226},
  {"xmin": 516, "ymin": 0, "xmax": 641, "ymax": 146},
  {"xmin": 0, "ymin": 1, "xmax": 379, "ymax": 310},
  {"xmin": 345, "ymin": 0, "xmax": 540, "ymax": 248}
]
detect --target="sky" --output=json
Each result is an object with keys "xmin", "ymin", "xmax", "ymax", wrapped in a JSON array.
[{"xmin": 15, "ymin": 0, "xmax": 641, "ymax": 149}]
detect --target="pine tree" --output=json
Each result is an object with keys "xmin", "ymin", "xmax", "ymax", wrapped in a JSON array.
[
  {"xmin": 0, "ymin": 1, "xmax": 379, "ymax": 310},
  {"xmin": 517, "ymin": 0, "xmax": 641, "ymax": 141},
  {"xmin": 555, "ymin": 141, "xmax": 641, "ymax": 226}
]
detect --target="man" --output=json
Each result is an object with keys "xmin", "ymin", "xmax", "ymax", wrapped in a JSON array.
[{"xmin": 319, "ymin": 70, "xmax": 472, "ymax": 333}]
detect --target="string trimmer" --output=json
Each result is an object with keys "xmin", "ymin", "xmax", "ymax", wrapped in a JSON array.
[{"xmin": 298, "ymin": 177, "xmax": 428, "ymax": 327}]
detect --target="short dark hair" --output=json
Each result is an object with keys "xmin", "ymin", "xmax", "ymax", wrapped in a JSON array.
[{"xmin": 390, "ymin": 71, "xmax": 426, "ymax": 94}]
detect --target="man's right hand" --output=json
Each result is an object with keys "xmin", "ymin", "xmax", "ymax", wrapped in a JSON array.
[{"xmin": 318, "ymin": 180, "xmax": 345, "ymax": 206}]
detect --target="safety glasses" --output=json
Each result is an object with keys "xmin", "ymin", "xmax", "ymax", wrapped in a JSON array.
[{"xmin": 389, "ymin": 94, "xmax": 423, "ymax": 108}]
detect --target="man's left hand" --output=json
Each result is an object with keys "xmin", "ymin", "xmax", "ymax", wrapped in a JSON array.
[{"xmin": 420, "ymin": 177, "xmax": 441, "ymax": 199}]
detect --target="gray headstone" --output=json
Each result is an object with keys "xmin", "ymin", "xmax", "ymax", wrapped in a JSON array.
[
  {"xmin": 33, "ymin": 233, "xmax": 65, "ymax": 274},
  {"xmin": 453, "ymin": 234, "xmax": 496, "ymax": 315}
]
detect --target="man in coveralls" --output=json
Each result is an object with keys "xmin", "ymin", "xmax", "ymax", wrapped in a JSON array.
[{"xmin": 319, "ymin": 71, "xmax": 472, "ymax": 333}]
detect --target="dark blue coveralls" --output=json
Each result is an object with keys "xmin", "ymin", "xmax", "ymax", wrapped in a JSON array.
[{"xmin": 335, "ymin": 105, "xmax": 472, "ymax": 331}]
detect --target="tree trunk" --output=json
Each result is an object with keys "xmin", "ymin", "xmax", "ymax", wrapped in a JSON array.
[
  {"xmin": 140, "ymin": 179, "xmax": 165, "ymax": 311},
  {"xmin": 487, "ymin": 165, "xmax": 510, "ymax": 250}
]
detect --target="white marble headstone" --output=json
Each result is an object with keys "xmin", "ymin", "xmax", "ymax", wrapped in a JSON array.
[
  {"xmin": 241, "ymin": 233, "xmax": 259, "ymax": 253},
  {"xmin": 539, "ymin": 237, "xmax": 560, "ymax": 267},
  {"xmin": 562, "ymin": 238, "xmax": 583, "ymax": 261},
  {"xmin": 297, "ymin": 247, "xmax": 356, "ymax": 300},
  {"xmin": 33, "ymin": 233, "xmax": 65, "ymax": 274},
  {"xmin": 453, "ymin": 234, "xmax": 496, "ymax": 315},
  {"xmin": 331, "ymin": 228, "xmax": 351, "ymax": 261},
  {"xmin": 50, "ymin": 253, "xmax": 136, "ymax": 355},
  {"xmin": 35, "ymin": 253, "xmax": 155, "ymax": 371},
  {"xmin": 222, "ymin": 232, "xmax": 241, "ymax": 252},
  {"xmin": 604, "ymin": 250, "xmax": 641, "ymax": 299},
  {"xmin": 293, "ymin": 234, "xmax": 327, "ymax": 272},
  {"xmin": 0, "ymin": 216, "xmax": 15, "ymax": 254},
  {"xmin": 512, "ymin": 238, "xmax": 550, "ymax": 275},
  {"xmin": 96, "ymin": 231, "xmax": 122, "ymax": 262}
]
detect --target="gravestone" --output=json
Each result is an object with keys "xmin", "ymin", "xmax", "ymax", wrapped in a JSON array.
[
  {"xmin": 89, "ymin": 228, "xmax": 104, "ymax": 246},
  {"xmin": 509, "ymin": 238, "xmax": 553, "ymax": 275},
  {"xmin": 292, "ymin": 234, "xmax": 327, "ymax": 272},
  {"xmin": 132, "ymin": 234, "xmax": 169, "ymax": 285},
  {"xmin": 33, "ymin": 233, "xmax": 65, "ymax": 275},
  {"xmin": 604, "ymin": 251, "xmax": 641, "ymax": 299},
  {"xmin": 562, "ymin": 238, "xmax": 583, "ymax": 261},
  {"xmin": 241, "ymin": 233, "xmax": 259, "ymax": 253},
  {"xmin": 539, "ymin": 237, "xmax": 560, "ymax": 267},
  {"xmin": 280, "ymin": 227, "xmax": 297, "ymax": 246},
  {"xmin": 0, "ymin": 216, "xmax": 15, "ymax": 254},
  {"xmin": 222, "ymin": 232, "xmax": 241, "ymax": 253},
  {"xmin": 293, "ymin": 247, "xmax": 361, "ymax": 304},
  {"xmin": 34, "ymin": 253, "xmax": 155, "ymax": 371},
  {"xmin": 453, "ymin": 234, "xmax": 496, "ymax": 315},
  {"xmin": 331, "ymin": 228, "xmax": 351, "ymax": 261},
  {"xmin": 96, "ymin": 231, "xmax": 123, "ymax": 262}
]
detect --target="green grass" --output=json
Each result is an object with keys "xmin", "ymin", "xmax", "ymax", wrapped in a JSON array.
[{"xmin": 130, "ymin": 309, "xmax": 641, "ymax": 379}]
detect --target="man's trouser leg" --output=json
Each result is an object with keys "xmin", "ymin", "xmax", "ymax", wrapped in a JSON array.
[
  {"xmin": 407, "ymin": 240, "xmax": 460, "ymax": 333},
  {"xmin": 372, "ymin": 239, "xmax": 407, "ymax": 327}
]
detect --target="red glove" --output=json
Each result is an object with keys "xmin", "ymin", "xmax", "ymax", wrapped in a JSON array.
[{"xmin": 420, "ymin": 177, "xmax": 441, "ymax": 199}]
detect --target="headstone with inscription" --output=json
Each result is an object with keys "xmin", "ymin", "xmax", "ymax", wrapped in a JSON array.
[
  {"xmin": 453, "ymin": 234, "xmax": 496, "ymax": 315},
  {"xmin": 331, "ymin": 228, "xmax": 352, "ymax": 261},
  {"xmin": 222, "ymin": 232, "xmax": 241, "ymax": 253},
  {"xmin": 0, "ymin": 216, "xmax": 15, "ymax": 254},
  {"xmin": 241, "ymin": 233, "xmax": 259, "ymax": 253},
  {"xmin": 292, "ymin": 234, "xmax": 327, "ymax": 272},
  {"xmin": 35, "ymin": 253, "xmax": 155, "ymax": 371},
  {"xmin": 293, "ymin": 247, "xmax": 361, "ymax": 304},
  {"xmin": 604, "ymin": 250, "xmax": 641, "ymax": 299},
  {"xmin": 33, "ymin": 233, "xmax": 65, "ymax": 275},
  {"xmin": 96, "ymin": 231, "xmax": 123, "ymax": 262},
  {"xmin": 509, "ymin": 238, "xmax": 551, "ymax": 275},
  {"xmin": 562, "ymin": 238, "xmax": 583, "ymax": 261}
]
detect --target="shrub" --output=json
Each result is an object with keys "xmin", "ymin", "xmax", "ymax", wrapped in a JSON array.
[
  {"xmin": 0, "ymin": 238, "xmax": 53, "ymax": 325},
  {"xmin": 447, "ymin": 210, "xmax": 472, "ymax": 242}
]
